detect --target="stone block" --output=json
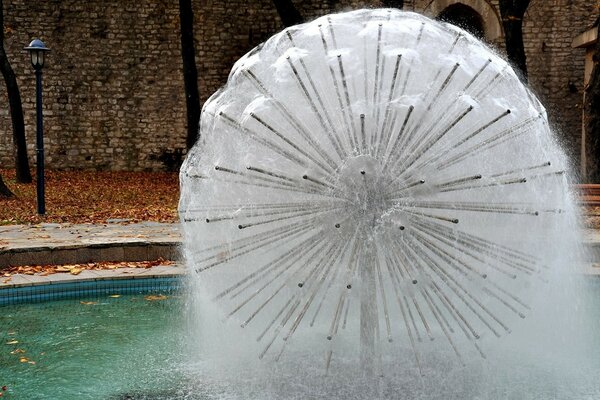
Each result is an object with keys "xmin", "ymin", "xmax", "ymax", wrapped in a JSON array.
[
  {"xmin": 50, "ymin": 248, "xmax": 80, "ymax": 265},
  {"xmin": 75, "ymin": 247, "xmax": 97, "ymax": 264},
  {"xmin": 122, "ymin": 245, "xmax": 149, "ymax": 262},
  {"xmin": 98, "ymin": 246, "xmax": 125, "ymax": 263}
]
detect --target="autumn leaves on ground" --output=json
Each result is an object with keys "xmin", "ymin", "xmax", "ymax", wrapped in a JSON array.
[
  {"xmin": 2, "ymin": 169, "xmax": 600, "ymax": 227},
  {"xmin": 0, "ymin": 169, "xmax": 179, "ymax": 225},
  {"xmin": 0, "ymin": 169, "xmax": 179, "ymax": 278}
]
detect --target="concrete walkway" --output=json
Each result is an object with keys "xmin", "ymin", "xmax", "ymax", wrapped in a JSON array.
[
  {"xmin": 0, "ymin": 222, "xmax": 181, "ymax": 267},
  {"xmin": 1, "ymin": 221, "xmax": 599, "ymax": 279}
]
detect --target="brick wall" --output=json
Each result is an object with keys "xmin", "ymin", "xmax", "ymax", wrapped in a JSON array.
[{"xmin": 0, "ymin": 0, "xmax": 595, "ymax": 171}]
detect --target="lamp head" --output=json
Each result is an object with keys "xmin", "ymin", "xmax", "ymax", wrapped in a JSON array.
[{"xmin": 24, "ymin": 39, "xmax": 50, "ymax": 69}]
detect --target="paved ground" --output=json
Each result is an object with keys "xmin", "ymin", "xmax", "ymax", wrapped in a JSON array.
[
  {"xmin": 0, "ymin": 221, "xmax": 180, "ymax": 249},
  {"xmin": 0, "ymin": 222, "xmax": 185, "ymax": 290},
  {"xmin": 1, "ymin": 221, "xmax": 599, "ymax": 289},
  {"xmin": 0, "ymin": 222, "xmax": 181, "ymax": 267}
]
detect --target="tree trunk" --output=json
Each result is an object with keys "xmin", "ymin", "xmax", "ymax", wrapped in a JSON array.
[
  {"xmin": 382, "ymin": 0, "xmax": 404, "ymax": 8},
  {"xmin": 0, "ymin": 0, "xmax": 31, "ymax": 183},
  {"xmin": 179, "ymin": 0, "xmax": 201, "ymax": 150},
  {"xmin": 272, "ymin": 0, "xmax": 304, "ymax": 28},
  {"xmin": 585, "ymin": 22, "xmax": 600, "ymax": 182},
  {"xmin": 498, "ymin": 0, "xmax": 530, "ymax": 83},
  {"xmin": 0, "ymin": 174, "xmax": 14, "ymax": 198}
]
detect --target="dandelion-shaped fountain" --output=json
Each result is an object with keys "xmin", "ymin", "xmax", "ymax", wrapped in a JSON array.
[{"xmin": 179, "ymin": 9, "xmax": 579, "ymax": 391}]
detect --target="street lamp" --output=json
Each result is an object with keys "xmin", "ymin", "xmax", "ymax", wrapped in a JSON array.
[{"xmin": 24, "ymin": 39, "xmax": 50, "ymax": 215}]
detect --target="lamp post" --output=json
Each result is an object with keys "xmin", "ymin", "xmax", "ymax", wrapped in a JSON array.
[{"xmin": 24, "ymin": 39, "xmax": 50, "ymax": 215}]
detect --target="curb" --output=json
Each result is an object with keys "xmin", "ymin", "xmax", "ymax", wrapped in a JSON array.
[{"xmin": 2, "ymin": 237, "xmax": 600, "ymax": 268}]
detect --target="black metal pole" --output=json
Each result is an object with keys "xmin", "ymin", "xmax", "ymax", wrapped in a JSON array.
[{"xmin": 35, "ymin": 67, "xmax": 44, "ymax": 215}]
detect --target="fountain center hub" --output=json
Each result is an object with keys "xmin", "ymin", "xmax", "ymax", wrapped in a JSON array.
[{"xmin": 336, "ymin": 155, "xmax": 392, "ymax": 230}]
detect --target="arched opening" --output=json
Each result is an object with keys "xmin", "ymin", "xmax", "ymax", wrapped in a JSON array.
[{"xmin": 437, "ymin": 4, "xmax": 485, "ymax": 39}]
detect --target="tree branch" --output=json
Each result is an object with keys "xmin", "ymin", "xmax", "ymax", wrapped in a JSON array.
[
  {"xmin": 498, "ymin": 0, "xmax": 530, "ymax": 82},
  {"xmin": 585, "ymin": 21, "xmax": 600, "ymax": 181},
  {"xmin": 0, "ymin": 0, "xmax": 31, "ymax": 183},
  {"xmin": 382, "ymin": 0, "xmax": 404, "ymax": 9},
  {"xmin": 0, "ymin": 174, "xmax": 14, "ymax": 198},
  {"xmin": 272, "ymin": 0, "xmax": 304, "ymax": 28},
  {"xmin": 179, "ymin": 0, "xmax": 201, "ymax": 149}
]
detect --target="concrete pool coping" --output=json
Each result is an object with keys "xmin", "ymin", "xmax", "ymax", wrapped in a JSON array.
[
  {"xmin": 1, "ymin": 262, "xmax": 598, "ymax": 291},
  {"xmin": 0, "ymin": 264, "xmax": 186, "ymax": 290}
]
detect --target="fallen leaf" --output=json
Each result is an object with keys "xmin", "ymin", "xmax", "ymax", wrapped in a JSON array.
[
  {"xmin": 10, "ymin": 349, "xmax": 25, "ymax": 354},
  {"xmin": 109, "ymin": 294, "xmax": 121, "ymax": 298},
  {"xmin": 7, "ymin": 332, "xmax": 15, "ymax": 335},
  {"xmin": 80, "ymin": 301, "xmax": 97, "ymax": 305},
  {"xmin": 70, "ymin": 268, "xmax": 82, "ymax": 275},
  {"xmin": 28, "ymin": 361, "xmax": 36, "ymax": 365},
  {"xmin": 5, "ymin": 340, "xmax": 18, "ymax": 345},
  {"xmin": 2, "ymin": 259, "xmax": 175, "ymax": 276},
  {"xmin": 2, "ymin": 278, "xmax": 11, "ymax": 284},
  {"xmin": 145, "ymin": 294, "xmax": 168, "ymax": 301},
  {"xmin": 19, "ymin": 357, "xmax": 28, "ymax": 363}
]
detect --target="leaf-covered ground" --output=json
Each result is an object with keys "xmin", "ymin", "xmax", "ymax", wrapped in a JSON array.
[
  {"xmin": 0, "ymin": 169, "xmax": 179, "ymax": 225},
  {"xmin": 2, "ymin": 168, "xmax": 598, "ymax": 229}
]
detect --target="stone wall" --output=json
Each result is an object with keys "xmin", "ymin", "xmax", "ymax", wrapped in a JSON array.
[
  {"xmin": 0, "ymin": 0, "xmax": 595, "ymax": 171},
  {"xmin": 412, "ymin": 0, "xmax": 597, "ymax": 165},
  {"xmin": 1, "ymin": 0, "xmax": 186, "ymax": 171},
  {"xmin": 520, "ymin": 0, "xmax": 597, "ymax": 167}
]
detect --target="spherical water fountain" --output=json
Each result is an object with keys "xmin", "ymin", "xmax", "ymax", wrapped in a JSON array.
[{"xmin": 179, "ymin": 9, "xmax": 595, "ymax": 399}]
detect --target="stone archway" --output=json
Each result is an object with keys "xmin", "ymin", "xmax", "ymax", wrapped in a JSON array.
[
  {"xmin": 422, "ymin": 0, "xmax": 503, "ymax": 42},
  {"xmin": 437, "ymin": 3, "xmax": 485, "ymax": 38}
]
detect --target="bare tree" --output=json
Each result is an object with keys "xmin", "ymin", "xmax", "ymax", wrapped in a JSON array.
[
  {"xmin": 272, "ymin": 0, "xmax": 304, "ymax": 27},
  {"xmin": 0, "ymin": 0, "xmax": 31, "ymax": 183},
  {"xmin": 179, "ymin": 0, "xmax": 201, "ymax": 149},
  {"xmin": 498, "ymin": 0, "xmax": 531, "ymax": 82},
  {"xmin": 585, "ymin": 19, "xmax": 600, "ymax": 181},
  {"xmin": 382, "ymin": 0, "xmax": 404, "ymax": 9}
]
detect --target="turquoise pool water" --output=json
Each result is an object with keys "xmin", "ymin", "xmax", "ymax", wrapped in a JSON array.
[
  {"xmin": 1, "ymin": 294, "xmax": 187, "ymax": 399},
  {"xmin": 1, "ymin": 280, "xmax": 599, "ymax": 399}
]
